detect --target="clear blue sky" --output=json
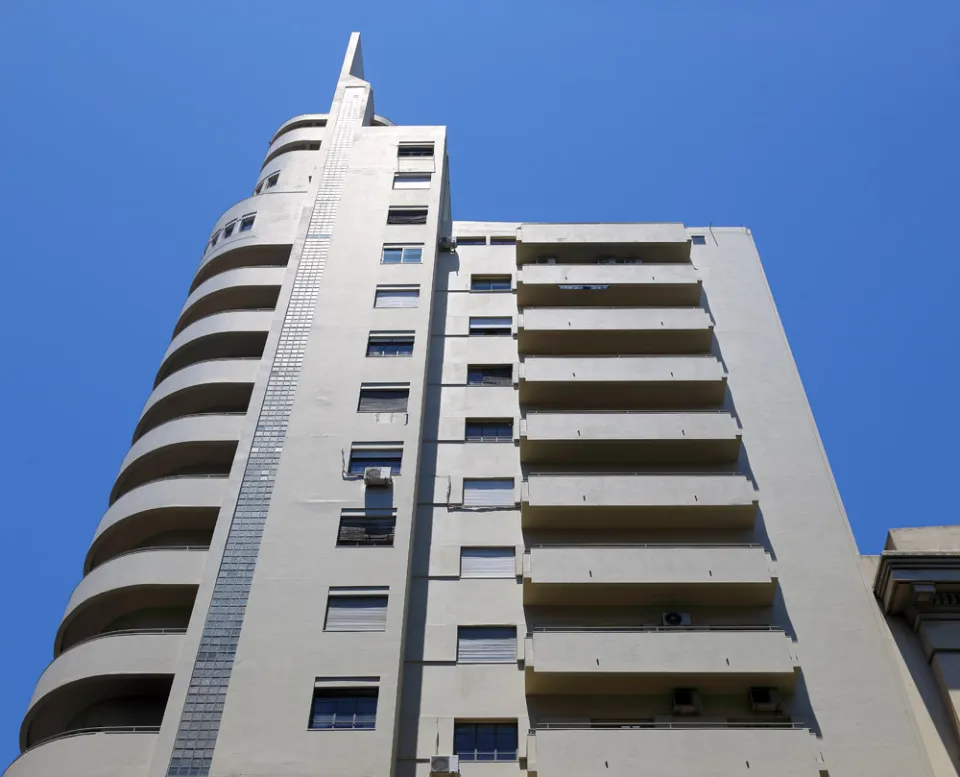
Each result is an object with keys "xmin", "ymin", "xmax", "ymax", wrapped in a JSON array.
[{"xmin": 1, "ymin": 0, "xmax": 958, "ymax": 767}]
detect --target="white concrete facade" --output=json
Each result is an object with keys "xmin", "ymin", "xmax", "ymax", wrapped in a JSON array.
[{"xmin": 3, "ymin": 32, "xmax": 941, "ymax": 777}]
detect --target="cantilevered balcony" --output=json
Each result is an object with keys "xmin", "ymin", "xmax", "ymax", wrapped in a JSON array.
[
  {"xmin": 522, "ymin": 544, "xmax": 776, "ymax": 606},
  {"xmin": 520, "ymin": 411, "xmax": 741, "ymax": 466},
  {"xmin": 516, "ymin": 263, "xmax": 701, "ymax": 308},
  {"xmin": 174, "ymin": 266, "xmax": 284, "ymax": 335},
  {"xmin": 4, "ymin": 726, "xmax": 160, "ymax": 777},
  {"xmin": 516, "ymin": 223, "xmax": 691, "ymax": 264},
  {"xmin": 527, "ymin": 724, "xmax": 824, "ymax": 777},
  {"xmin": 522, "ymin": 473, "xmax": 757, "ymax": 529},
  {"xmin": 519, "ymin": 356, "xmax": 727, "ymax": 410},
  {"xmin": 518, "ymin": 308, "xmax": 713, "ymax": 355},
  {"xmin": 524, "ymin": 627, "xmax": 798, "ymax": 694}
]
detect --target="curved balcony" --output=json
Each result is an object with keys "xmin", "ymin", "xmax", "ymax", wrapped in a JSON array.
[
  {"xmin": 155, "ymin": 310, "xmax": 272, "ymax": 386},
  {"xmin": 57, "ymin": 548, "xmax": 205, "ymax": 654},
  {"xmin": 269, "ymin": 113, "xmax": 328, "ymax": 143},
  {"xmin": 87, "ymin": 476, "xmax": 225, "ymax": 572},
  {"xmin": 134, "ymin": 358, "xmax": 259, "ymax": 441},
  {"xmin": 262, "ymin": 126, "xmax": 325, "ymax": 168},
  {"xmin": 110, "ymin": 415, "xmax": 242, "ymax": 503},
  {"xmin": 174, "ymin": 266, "xmax": 285, "ymax": 336},
  {"xmin": 20, "ymin": 630, "xmax": 180, "ymax": 751},
  {"xmin": 4, "ymin": 726, "xmax": 159, "ymax": 777}
]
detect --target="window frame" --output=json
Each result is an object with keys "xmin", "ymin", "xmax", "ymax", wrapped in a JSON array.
[
  {"xmin": 222, "ymin": 221, "xmax": 236, "ymax": 239},
  {"xmin": 392, "ymin": 173, "xmax": 432, "ymax": 189},
  {"xmin": 374, "ymin": 285, "xmax": 420, "ymax": 308},
  {"xmin": 460, "ymin": 547, "xmax": 516, "ymax": 579},
  {"xmin": 381, "ymin": 245, "xmax": 424, "ymax": 265},
  {"xmin": 397, "ymin": 143, "xmax": 435, "ymax": 158},
  {"xmin": 468, "ymin": 317, "xmax": 513, "ymax": 337},
  {"xmin": 470, "ymin": 275, "xmax": 512, "ymax": 292},
  {"xmin": 266, "ymin": 172, "xmax": 279, "ymax": 189},
  {"xmin": 457, "ymin": 236, "xmax": 487, "ymax": 246},
  {"xmin": 457, "ymin": 626, "xmax": 518, "ymax": 664},
  {"xmin": 691, "ymin": 235, "xmax": 707, "ymax": 245},
  {"xmin": 357, "ymin": 385, "xmax": 410, "ymax": 413},
  {"xmin": 387, "ymin": 208, "xmax": 429, "ymax": 226},
  {"xmin": 466, "ymin": 365, "xmax": 513, "ymax": 387},
  {"xmin": 239, "ymin": 215, "xmax": 255, "ymax": 232},
  {"xmin": 348, "ymin": 446, "xmax": 404, "ymax": 475},
  {"xmin": 337, "ymin": 509, "xmax": 397, "ymax": 548},
  {"xmin": 324, "ymin": 593, "xmax": 389, "ymax": 632},
  {"xmin": 465, "ymin": 419, "xmax": 514, "ymax": 443},
  {"xmin": 309, "ymin": 687, "xmax": 379, "ymax": 730},
  {"xmin": 366, "ymin": 334, "xmax": 415, "ymax": 357},
  {"xmin": 454, "ymin": 721, "xmax": 519, "ymax": 762},
  {"xmin": 462, "ymin": 478, "xmax": 516, "ymax": 507}
]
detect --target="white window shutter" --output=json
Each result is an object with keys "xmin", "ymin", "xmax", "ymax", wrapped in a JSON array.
[
  {"xmin": 463, "ymin": 479, "xmax": 515, "ymax": 507},
  {"xmin": 461, "ymin": 548, "xmax": 515, "ymax": 578},
  {"xmin": 358, "ymin": 391, "xmax": 409, "ymax": 413},
  {"xmin": 325, "ymin": 596, "xmax": 388, "ymax": 631},
  {"xmin": 458, "ymin": 627, "xmax": 517, "ymax": 663},
  {"xmin": 375, "ymin": 290, "xmax": 419, "ymax": 308}
]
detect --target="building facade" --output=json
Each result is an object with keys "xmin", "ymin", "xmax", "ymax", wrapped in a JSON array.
[{"xmin": 4, "ymin": 33, "xmax": 944, "ymax": 777}]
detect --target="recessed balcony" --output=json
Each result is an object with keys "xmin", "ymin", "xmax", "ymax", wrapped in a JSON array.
[
  {"xmin": 519, "ymin": 356, "xmax": 727, "ymax": 410},
  {"xmin": 522, "ymin": 544, "xmax": 776, "ymax": 606},
  {"xmin": 110, "ymin": 414, "xmax": 242, "ymax": 503},
  {"xmin": 518, "ymin": 308, "xmax": 713, "ymax": 355},
  {"xmin": 524, "ymin": 627, "xmax": 798, "ymax": 694},
  {"xmin": 516, "ymin": 263, "xmax": 702, "ymax": 308},
  {"xmin": 520, "ymin": 411, "xmax": 741, "ymax": 466},
  {"xmin": 20, "ymin": 631, "xmax": 179, "ymax": 751},
  {"xmin": 522, "ymin": 473, "xmax": 758, "ymax": 529},
  {"xmin": 174, "ymin": 266, "xmax": 284, "ymax": 335},
  {"xmin": 516, "ymin": 223, "xmax": 691, "ymax": 264},
  {"xmin": 527, "ymin": 724, "xmax": 825, "ymax": 777}
]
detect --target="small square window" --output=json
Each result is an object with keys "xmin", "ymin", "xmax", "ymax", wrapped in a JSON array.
[
  {"xmin": 393, "ymin": 173, "xmax": 432, "ymax": 189},
  {"xmin": 469, "ymin": 317, "xmax": 512, "ymax": 337},
  {"xmin": 366, "ymin": 335, "xmax": 414, "ymax": 357},
  {"xmin": 266, "ymin": 173, "xmax": 279, "ymax": 188},
  {"xmin": 454, "ymin": 722, "xmax": 518, "ymax": 761},
  {"xmin": 381, "ymin": 245, "xmax": 423, "ymax": 264},
  {"xmin": 465, "ymin": 420, "xmax": 513, "ymax": 443},
  {"xmin": 470, "ymin": 275, "xmax": 511, "ymax": 292},
  {"xmin": 310, "ymin": 688, "xmax": 379, "ymax": 730},
  {"xmin": 338, "ymin": 509, "xmax": 396, "ymax": 547},
  {"xmin": 222, "ymin": 222, "xmax": 235, "ymax": 239},
  {"xmin": 239, "ymin": 216, "xmax": 255, "ymax": 231},
  {"xmin": 691, "ymin": 235, "xmax": 707, "ymax": 245},
  {"xmin": 467, "ymin": 366, "xmax": 512, "ymax": 386},
  {"xmin": 348, "ymin": 447, "xmax": 403, "ymax": 475},
  {"xmin": 398, "ymin": 144, "xmax": 434, "ymax": 158},
  {"xmin": 387, "ymin": 208, "xmax": 428, "ymax": 225}
]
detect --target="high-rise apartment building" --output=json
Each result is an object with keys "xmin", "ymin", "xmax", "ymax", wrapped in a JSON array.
[{"xmin": 4, "ymin": 33, "xmax": 944, "ymax": 777}]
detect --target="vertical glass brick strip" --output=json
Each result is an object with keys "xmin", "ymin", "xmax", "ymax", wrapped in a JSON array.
[{"xmin": 166, "ymin": 86, "xmax": 367, "ymax": 777}]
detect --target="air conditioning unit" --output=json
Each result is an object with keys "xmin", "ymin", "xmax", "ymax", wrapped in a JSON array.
[
  {"xmin": 363, "ymin": 467, "xmax": 393, "ymax": 486},
  {"xmin": 662, "ymin": 611, "xmax": 691, "ymax": 627},
  {"xmin": 672, "ymin": 688, "xmax": 700, "ymax": 716},
  {"xmin": 748, "ymin": 687, "xmax": 781, "ymax": 713},
  {"xmin": 430, "ymin": 755, "xmax": 460, "ymax": 776},
  {"xmin": 439, "ymin": 236, "xmax": 458, "ymax": 252}
]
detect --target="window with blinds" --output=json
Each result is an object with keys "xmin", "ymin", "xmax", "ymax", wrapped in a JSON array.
[
  {"xmin": 463, "ymin": 479, "xmax": 515, "ymax": 507},
  {"xmin": 310, "ymin": 688, "xmax": 378, "ymax": 729},
  {"xmin": 469, "ymin": 317, "xmax": 512, "ymax": 336},
  {"xmin": 357, "ymin": 386, "xmax": 409, "ymax": 413},
  {"xmin": 461, "ymin": 548, "xmax": 516, "ymax": 578},
  {"xmin": 465, "ymin": 420, "xmax": 513, "ymax": 442},
  {"xmin": 467, "ymin": 365, "xmax": 513, "ymax": 386},
  {"xmin": 337, "ymin": 510, "xmax": 396, "ymax": 547},
  {"xmin": 374, "ymin": 286, "xmax": 420, "ymax": 308},
  {"xmin": 387, "ymin": 208, "xmax": 428, "ymax": 225},
  {"xmin": 457, "ymin": 627, "xmax": 517, "ymax": 664},
  {"xmin": 325, "ymin": 593, "xmax": 388, "ymax": 631},
  {"xmin": 348, "ymin": 447, "xmax": 403, "ymax": 475}
]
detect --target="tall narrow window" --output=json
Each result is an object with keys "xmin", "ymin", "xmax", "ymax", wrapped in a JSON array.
[
  {"xmin": 374, "ymin": 286, "xmax": 420, "ymax": 308},
  {"xmin": 387, "ymin": 208, "xmax": 428, "ymax": 225},
  {"xmin": 469, "ymin": 317, "xmax": 512, "ymax": 337},
  {"xmin": 358, "ymin": 386, "xmax": 409, "ymax": 413},
  {"xmin": 454, "ymin": 722, "xmax": 518, "ymax": 761},
  {"xmin": 463, "ymin": 479, "xmax": 515, "ymax": 507},
  {"xmin": 310, "ymin": 688, "xmax": 378, "ymax": 730},
  {"xmin": 461, "ymin": 548, "xmax": 516, "ymax": 579},
  {"xmin": 457, "ymin": 627, "xmax": 517, "ymax": 664},
  {"xmin": 325, "ymin": 591, "xmax": 389, "ymax": 631},
  {"xmin": 222, "ymin": 222, "xmax": 235, "ymax": 239}
]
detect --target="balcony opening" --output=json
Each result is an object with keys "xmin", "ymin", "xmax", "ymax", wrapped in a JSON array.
[
  {"xmin": 155, "ymin": 331, "xmax": 268, "ymax": 386},
  {"xmin": 175, "ymin": 284, "xmax": 281, "ymax": 335},
  {"xmin": 134, "ymin": 383, "xmax": 253, "ymax": 442},
  {"xmin": 111, "ymin": 441, "xmax": 238, "ymax": 504}
]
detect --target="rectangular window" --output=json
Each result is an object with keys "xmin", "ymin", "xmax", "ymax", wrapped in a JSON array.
[
  {"xmin": 325, "ymin": 592, "xmax": 389, "ymax": 631},
  {"xmin": 398, "ymin": 144, "xmax": 434, "ymax": 158},
  {"xmin": 393, "ymin": 173, "xmax": 432, "ymax": 189},
  {"xmin": 457, "ymin": 627, "xmax": 517, "ymax": 664},
  {"xmin": 463, "ymin": 479, "xmax": 515, "ymax": 507},
  {"xmin": 470, "ymin": 275, "xmax": 511, "ymax": 292},
  {"xmin": 465, "ymin": 420, "xmax": 513, "ymax": 443},
  {"xmin": 457, "ymin": 236, "xmax": 486, "ymax": 246},
  {"xmin": 310, "ymin": 688, "xmax": 378, "ymax": 729},
  {"xmin": 461, "ymin": 548, "xmax": 516, "ymax": 579},
  {"xmin": 348, "ymin": 447, "xmax": 403, "ymax": 475},
  {"xmin": 210, "ymin": 230, "xmax": 220, "ymax": 248},
  {"xmin": 469, "ymin": 317, "xmax": 512, "ymax": 337},
  {"xmin": 454, "ymin": 722, "xmax": 518, "ymax": 761},
  {"xmin": 222, "ymin": 222, "xmax": 235, "ymax": 239},
  {"xmin": 381, "ymin": 245, "xmax": 423, "ymax": 264},
  {"xmin": 266, "ymin": 172, "xmax": 279, "ymax": 188},
  {"xmin": 490, "ymin": 236, "xmax": 516, "ymax": 245},
  {"xmin": 239, "ymin": 215, "xmax": 255, "ymax": 231},
  {"xmin": 387, "ymin": 208, "xmax": 428, "ymax": 225},
  {"xmin": 254, "ymin": 182, "xmax": 263, "ymax": 195},
  {"xmin": 358, "ymin": 386, "xmax": 409, "ymax": 413},
  {"xmin": 691, "ymin": 235, "xmax": 707, "ymax": 245},
  {"xmin": 366, "ymin": 334, "xmax": 414, "ymax": 357},
  {"xmin": 467, "ymin": 365, "xmax": 512, "ymax": 386},
  {"xmin": 374, "ymin": 286, "xmax": 420, "ymax": 308},
  {"xmin": 337, "ymin": 509, "xmax": 396, "ymax": 547}
]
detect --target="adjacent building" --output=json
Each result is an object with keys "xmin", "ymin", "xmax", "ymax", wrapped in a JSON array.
[{"xmin": 4, "ymin": 32, "xmax": 950, "ymax": 777}]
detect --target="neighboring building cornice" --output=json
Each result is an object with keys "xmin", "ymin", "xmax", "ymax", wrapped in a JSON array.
[{"xmin": 874, "ymin": 551, "xmax": 960, "ymax": 618}]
